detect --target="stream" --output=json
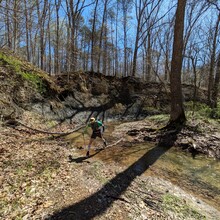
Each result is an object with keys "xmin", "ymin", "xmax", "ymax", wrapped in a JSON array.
[{"xmin": 68, "ymin": 122, "xmax": 220, "ymax": 211}]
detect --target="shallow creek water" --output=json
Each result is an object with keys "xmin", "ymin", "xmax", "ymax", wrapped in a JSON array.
[{"xmin": 67, "ymin": 122, "xmax": 220, "ymax": 211}]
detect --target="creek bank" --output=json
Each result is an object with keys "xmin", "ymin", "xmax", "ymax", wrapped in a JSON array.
[{"xmin": 111, "ymin": 118, "xmax": 220, "ymax": 159}]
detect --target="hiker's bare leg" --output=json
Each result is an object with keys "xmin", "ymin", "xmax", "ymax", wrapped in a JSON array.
[
  {"xmin": 101, "ymin": 134, "xmax": 107, "ymax": 147},
  {"xmin": 86, "ymin": 138, "xmax": 94, "ymax": 157},
  {"xmin": 89, "ymin": 137, "xmax": 94, "ymax": 145}
]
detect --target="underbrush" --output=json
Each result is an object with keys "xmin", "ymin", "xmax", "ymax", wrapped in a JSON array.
[
  {"xmin": 146, "ymin": 103, "xmax": 220, "ymax": 133},
  {"xmin": 185, "ymin": 101, "xmax": 220, "ymax": 120}
]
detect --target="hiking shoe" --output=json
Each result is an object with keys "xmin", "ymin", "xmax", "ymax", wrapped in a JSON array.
[{"xmin": 86, "ymin": 151, "xmax": 90, "ymax": 158}]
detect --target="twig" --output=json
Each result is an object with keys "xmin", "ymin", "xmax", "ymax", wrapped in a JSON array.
[
  {"xmin": 106, "ymin": 194, "xmax": 130, "ymax": 203},
  {"xmin": 106, "ymin": 138, "xmax": 124, "ymax": 148}
]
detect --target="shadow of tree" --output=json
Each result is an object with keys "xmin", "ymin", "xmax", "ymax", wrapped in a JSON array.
[{"xmin": 47, "ymin": 126, "xmax": 183, "ymax": 220}]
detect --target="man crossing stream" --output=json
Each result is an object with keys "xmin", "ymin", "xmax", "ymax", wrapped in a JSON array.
[{"xmin": 84, "ymin": 117, "xmax": 107, "ymax": 157}]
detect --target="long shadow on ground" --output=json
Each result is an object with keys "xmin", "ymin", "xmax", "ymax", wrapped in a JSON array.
[{"xmin": 47, "ymin": 127, "xmax": 182, "ymax": 220}]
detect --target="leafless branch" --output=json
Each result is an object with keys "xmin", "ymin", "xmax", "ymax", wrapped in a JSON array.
[{"xmin": 207, "ymin": 0, "xmax": 220, "ymax": 11}]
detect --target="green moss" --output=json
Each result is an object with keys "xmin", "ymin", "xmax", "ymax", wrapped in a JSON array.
[
  {"xmin": 0, "ymin": 52, "xmax": 22, "ymax": 71},
  {"xmin": 162, "ymin": 193, "xmax": 206, "ymax": 219},
  {"xmin": 21, "ymin": 71, "xmax": 46, "ymax": 94},
  {"xmin": 0, "ymin": 51, "xmax": 47, "ymax": 94}
]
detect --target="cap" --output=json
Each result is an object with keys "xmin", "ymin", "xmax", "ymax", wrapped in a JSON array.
[{"xmin": 90, "ymin": 117, "xmax": 95, "ymax": 123}]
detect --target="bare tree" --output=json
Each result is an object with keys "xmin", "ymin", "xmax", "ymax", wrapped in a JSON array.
[
  {"xmin": 5, "ymin": 0, "xmax": 12, "ymax": 49},
  {"xmin": 169, "ymin": 0, "xmax": 187, "ymax": 125},
  {"xmin": 156, "ymin": 13, "xmax": 174, "ymax": 83},
  {"xmin": 212, "ymin": 52, "xmax": 220, "ymax": 108},
  {"xmin": 185, "ymin": 42, "xmax": 200, "ymax": 113},
  {"xmin": 206, "ymin": 0, "xmax": 220, "ymax": 108},
  {"xmin": 24, "ymin": 0, "xmax": 31, "ymax": 62},
  {"xmin": 90, "ymin": 0, "xmax": 99, "ymax": 72},
  {"xmin": 12, "ymin": 0, "xmax": 19, "ymax": 52},
  {"xmin": 132, "ymin": 0, "xmax": 149, "ymax": 77},
  {"xmin": 118, "ymin": 0, "xmax": 132, "ymax": 77},
  {"xmin": 97, "ymin": 0, "xmax": 109, "ymax": 74},
  {"xmin": 54, "ymin": 0, "xmax": 62, "ymax": 75},
  {"xmin": 183, "ymin": 1, "xmax": 209, "ymax": 55},
  {"xmin": 208, "ymin": 12, "xmax": 220, "ymax": 106},
  {"xmin": 36, "ymin": 0, "xmax": 49, "ymax": 70},
  {"xmin": 65, "ymin": 0, "xmax": 93, "ymax": 73},
  {"xmin": 46, "ymin": 2, "xmax": 52, "ymax": 75},
  {"xmin": 132, "ymin": 0, "xmax": 164, "ymax": 77},
  {"xmin": 114, "ymin": 1, "xmax": 119, "ymax": 76}
]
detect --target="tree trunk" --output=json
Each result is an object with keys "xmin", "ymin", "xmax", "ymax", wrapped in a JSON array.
[
  {"xmin": 36, "ymin": 0, "xmax": 48, "ymax": 70},
  {"xmin": 131, "ymin": 1, "xmax": 143, "ymax": 77},
  {"xmin": 47, "ymin": 5, "xmax": 52, "ymax": 75},
  {"xmin": 132, "ymin": 33, "xmax": 139, "ymax": 77},
  {"xmin": 114, "ymin": 2, "xmax": 119, "ymax": 77},
  {"xmin": 55, "ymin": 0, "xmax": 61, "ymax": 75},
  {"xmin": 70, "ymin": 0, "xmax": 76, "ymax": 72},
  {"xmin": 169, "ymin": 0, "xmax": 187, "ymax": 125},
  {"xmin": 91, "ymin": 0, "xmax": 99, "ymax": 72},
  {"xmin": 24, "ymin": 0, "xmax": 30, "ymax": 62},
  {"xmin": 208, "ymin": 13, "xmax": 220, "ymax": 105},
  {"xmin": 97, "ymin": 0, "xmax": 108, "ymax": 73},
  {"xmin": 146, "ymin": 32, "xmax": 151, "ymax": 82},
  {"xmin": 211, "ymin": 52, "xmax": 220, "ymax": 108},
  {"xmin": 103, "ymin": 25, "xmax": 108, "ymax": 75},
  {"xmin": 13, "ymin": 0, "xmax": 18, "ymax": 52},
  {"xmin": 121, "ymin": 0, "xmax": 129, "ymax": 77},
  {"xmin": 5, "ymin": 0, "xmax": 12, "ymax": 49}
]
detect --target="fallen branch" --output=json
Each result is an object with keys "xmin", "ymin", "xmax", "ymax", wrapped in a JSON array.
[
  {"xmin": 106, "ymin": 138, "xmax": 124, "ymax": 148},
  {"xmin": 11, "ymin": 120, "xmax": 85, "ymax": 136}
]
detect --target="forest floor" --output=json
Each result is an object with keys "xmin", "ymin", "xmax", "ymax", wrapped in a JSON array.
[{"xmin": 0, "ymin": 111, "xmax": 220, "ymax": 220}]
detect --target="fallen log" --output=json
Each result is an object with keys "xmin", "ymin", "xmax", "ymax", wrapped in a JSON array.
[{"xmin": 6, "ymin": 119, "xmax": 85, "ymax": 137}]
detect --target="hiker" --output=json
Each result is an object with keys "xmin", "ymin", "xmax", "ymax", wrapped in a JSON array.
[{"xmin": 84, "ymin": 117, "xmax": 107, "ymax": 157}]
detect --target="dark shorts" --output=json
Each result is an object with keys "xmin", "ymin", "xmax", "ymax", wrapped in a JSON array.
[{"xmin": 91, "ymin": 130, "xmax": 102, "ymax": 139}]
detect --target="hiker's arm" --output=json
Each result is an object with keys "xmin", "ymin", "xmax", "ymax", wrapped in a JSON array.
[{"xmin": 83, "ymin": 124, "xmax": 90, "ymax": 135}]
